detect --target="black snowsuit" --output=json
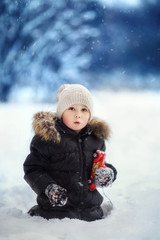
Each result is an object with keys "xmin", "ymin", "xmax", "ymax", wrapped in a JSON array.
[{"xmin": 23, "ymin": 112, "xmax": 117, "ymax": 221}]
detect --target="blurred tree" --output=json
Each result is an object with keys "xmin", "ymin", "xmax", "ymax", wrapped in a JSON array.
[
  {"xmin": 0, "ymin": 0, "xmax": 104, "ymax": 101},
  {"xmin": 0, "ymin": 0, "xmax": 160, "ymax": 101}
]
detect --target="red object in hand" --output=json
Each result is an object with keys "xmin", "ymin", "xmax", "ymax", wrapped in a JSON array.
[{"xmin": 89, "ymin": 150, "xmax": 106, "ymax": 191}]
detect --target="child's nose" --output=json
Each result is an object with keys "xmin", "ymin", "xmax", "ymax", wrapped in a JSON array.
[{"xmin": 75, "ymin": 111, "xmax": 81, "ymax": 118}]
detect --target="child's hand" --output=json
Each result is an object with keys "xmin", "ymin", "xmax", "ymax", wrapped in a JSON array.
[
  {"xmin": 45, "ymin": 183, "xmax": 68, "ymax": 207},
  {"xmin": 94, "ymin": 167, "xmax": 114, "ymax": 187}
]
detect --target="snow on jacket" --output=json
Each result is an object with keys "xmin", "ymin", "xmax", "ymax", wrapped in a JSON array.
[{"xmin": 23, "ymin": 111, "xmax": 116, "ymax": 220}]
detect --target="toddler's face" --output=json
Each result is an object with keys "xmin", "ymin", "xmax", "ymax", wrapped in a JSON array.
[{"xmin": 62, "ymin": 104, "xmax": 90, "ymax": 132}]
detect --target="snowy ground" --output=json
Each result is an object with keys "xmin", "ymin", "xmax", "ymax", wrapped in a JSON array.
[{"xmin": 0, "ymin": 90, "xmax": 160, "ymax": 240}]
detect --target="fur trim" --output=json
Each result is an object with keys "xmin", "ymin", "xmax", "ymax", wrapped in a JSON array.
[
  {"xmin": 32, "ymin": 112, "xmax": 110, "ymax": 142},
  {"xmin": 89, "ymin": 117, "xmax": 110, "ymax": 141},
  {"xmin": 33, "ymin": 112, "xmax": 61, "ymax": 143}
]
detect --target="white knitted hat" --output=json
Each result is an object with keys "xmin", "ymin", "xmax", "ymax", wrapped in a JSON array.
[{"xmin": 56, "ymin": 84, "xmax": 94, "ymax": 120}]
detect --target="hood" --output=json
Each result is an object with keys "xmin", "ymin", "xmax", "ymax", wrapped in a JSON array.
[{"xmin": 32, "ymin": 111, "xmax": 111, "ymax": 143}]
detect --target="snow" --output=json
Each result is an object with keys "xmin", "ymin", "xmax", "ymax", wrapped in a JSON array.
[{"xmin": 0, "ymin": 90, "xmax": 160, "ymax": 240}]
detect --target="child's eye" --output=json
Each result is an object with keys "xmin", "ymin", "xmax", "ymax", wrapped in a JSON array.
[
  {"xmin": 82, "ymin": 108, "xmax": 88, "ymax": 112},
  {"xmin": 68, "ymin": 107, "xmax": 75, "ymax": 111}
]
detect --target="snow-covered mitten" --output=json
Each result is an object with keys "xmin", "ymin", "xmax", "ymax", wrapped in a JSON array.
[
  {"xmin": 94, "ymin": 167, "xmax": 114, "ymax": 187},
  {"xmin": 45, "ymin": 183, "xmax": 68, "ymax": 207}
]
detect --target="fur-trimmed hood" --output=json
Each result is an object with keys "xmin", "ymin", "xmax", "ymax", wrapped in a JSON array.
[{"xmin": 32, "ymin": 112, "xmax": 111, "ymax": 143}]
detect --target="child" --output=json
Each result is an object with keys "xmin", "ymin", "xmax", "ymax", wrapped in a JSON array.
[{"xmin": 23, "ymin": 84, "xmax": 117, "ymax": 221}]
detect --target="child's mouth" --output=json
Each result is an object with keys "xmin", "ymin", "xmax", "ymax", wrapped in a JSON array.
[{"xmin": 74, "ymin": 121, "xmax": 80, "ymax": 125}]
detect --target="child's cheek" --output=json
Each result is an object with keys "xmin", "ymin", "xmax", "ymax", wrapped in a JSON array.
[
  {"xmin": 83, "ymin": 116, "xmax": 89, "ymax": 126},
  {"xmin": 62, "ymin": 115, "xmax": 71, "ymax": 127},
  {"xmin": 85, "ymin": 114, "xmax": 90, "ymax": 123}
]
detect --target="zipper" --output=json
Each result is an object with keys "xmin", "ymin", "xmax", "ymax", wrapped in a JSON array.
[{"xmin": 77, "ymin": 137, "xmax": 84, "ymax": 208}]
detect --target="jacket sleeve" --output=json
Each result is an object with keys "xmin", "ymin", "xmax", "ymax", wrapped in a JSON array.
[
  {"xmin": 23, "ymin": 136, "xmax": 55, "ymax": 195},
  {"xmin": 100, "ymin": 141, "xmax": 106, "ymax": 152}
]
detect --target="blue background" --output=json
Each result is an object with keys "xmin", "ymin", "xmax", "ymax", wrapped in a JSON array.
[{"xmin": 0, "ymin": 0, "xmax": 160, "ymax": 102}]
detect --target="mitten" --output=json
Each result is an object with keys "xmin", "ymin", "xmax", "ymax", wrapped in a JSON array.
[
  {"xmin": 94, "ymin": 167, "xmax": 114, "ymax": 187},
  {"xmin": 45, "ymin": 183, "xmax": 68, "ymax": 207}
]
